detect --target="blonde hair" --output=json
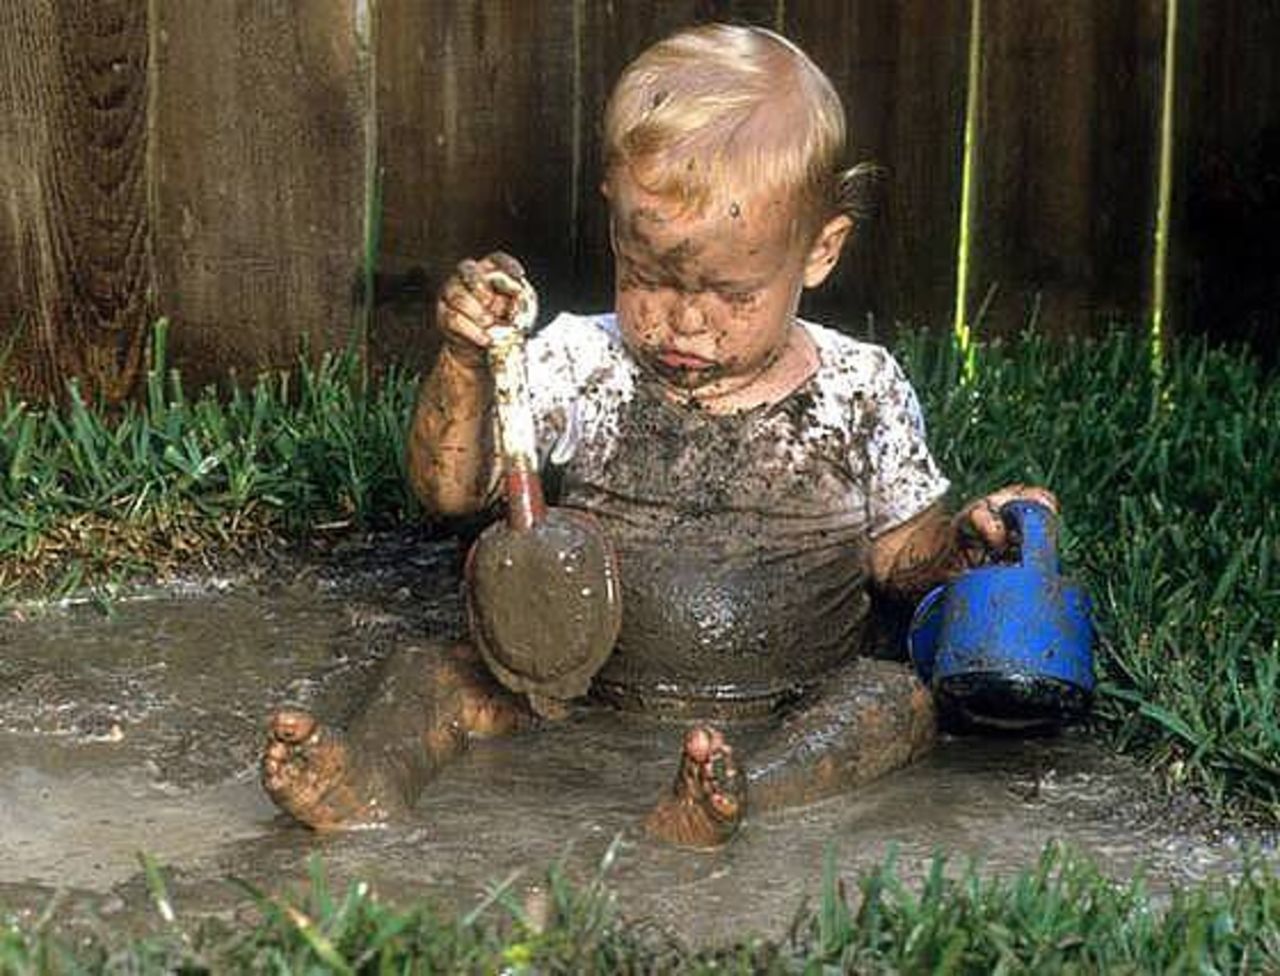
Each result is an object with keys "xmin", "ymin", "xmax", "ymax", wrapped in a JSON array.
[{"xmin": 603, "ymin": 24, "xmax": 874, "ymax": 238}]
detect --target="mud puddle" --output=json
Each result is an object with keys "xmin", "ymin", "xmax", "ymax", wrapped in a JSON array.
[{"xmin": 0, "ymin": 534, "xmax": 1273, "ymax": 946}]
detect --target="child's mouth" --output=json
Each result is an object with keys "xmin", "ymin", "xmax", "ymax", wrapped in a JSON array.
[
  {"xmin": 650, "ymin": 350, "xmax": 723, "ymax": 388},
  {"xmin": 655, "ymin": 350, "xmax": 716, "ymax": 371}
]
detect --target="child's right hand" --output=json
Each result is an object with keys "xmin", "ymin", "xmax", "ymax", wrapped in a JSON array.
[{"xmin": 435, "ymin": 252, "xmax": 532, "ymax": 368}]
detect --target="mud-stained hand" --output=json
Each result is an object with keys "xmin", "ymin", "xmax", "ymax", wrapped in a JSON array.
[
  {"xmin": 955, "ymin": 484, "xmax": 1059, "ymax": 563},
  {"xmin": 435, "ymin": 252, "xmax": 534, "ymax": 368}
]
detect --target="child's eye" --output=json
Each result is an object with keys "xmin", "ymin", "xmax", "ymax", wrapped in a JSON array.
[{"xmin": 721, "ymin": 289, "xmax": 758, "ymax": 305}]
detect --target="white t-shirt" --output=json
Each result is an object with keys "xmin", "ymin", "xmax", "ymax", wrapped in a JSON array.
[{"xmin": 516, "ymin": 312, "xmax": 949, "ymax": 711}]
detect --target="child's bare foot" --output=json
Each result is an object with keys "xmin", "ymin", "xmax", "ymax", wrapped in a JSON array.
[
  {"xmin": 261, "ymin": 710, "xmax": 394, "ymax": 830},
  {"xmin": 645, "ymin": 726, "xmax": 745, "ymax": 849}
]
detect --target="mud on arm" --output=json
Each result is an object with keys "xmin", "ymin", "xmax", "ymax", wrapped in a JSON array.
[
  {"xmin": 405, "ymin": 349, "xmax": 501, "ymax": 518},
  {"xmin": 406, "ymin": 253, "xmax": 532, "ymax": 518},
  {"xmin": 868, "ymin": 483, "xmax": 1060, "ymax": 605},
  {"xmin": 867, "ymin": 502, "xmax": 982, "ymax": 607}
]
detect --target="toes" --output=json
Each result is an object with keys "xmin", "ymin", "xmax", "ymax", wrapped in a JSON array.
[
  {"xmin": 262, "ymin": 750, "xmax": 284, "ymax": 784},
  {"xmin": 269, "ymin": 710, "xmax": 317, "ymax": 744},
  {"xmin": 683, "ymin": 726, "xmax": 715, "ymax": 763},
  {"xmin": 676, "ymin": 726, "xmax": 743, "ymax": 820},
  {"xmin": 701, "ymin": 746, "xmax": 743, "ymax": 821},
  {"xmin": 709, "ymin": 791, "xmax": 740, "ymax": 819},
  {"xmin": 257, "ymin": 715, "xmax": 386, "ymax": 830},
  {"xmin": 681, "ymin": 726, "xmax": 731, "ymax": 773},
  {"xmin": 260, "ymin": 712, "xmax": 338, "ymax": 797},
  {"xmin": 264, "ymin": 737, "xmax": 294, "ymax": 765},
  {"xmin": 647, "ymin": 726, "xmax": 746, "ymax": 848}
]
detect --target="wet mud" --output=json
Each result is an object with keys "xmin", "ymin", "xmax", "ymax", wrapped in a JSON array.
[{"xmin": 1, "ymin": 531, "xmax": 1275, "ymax": 947}]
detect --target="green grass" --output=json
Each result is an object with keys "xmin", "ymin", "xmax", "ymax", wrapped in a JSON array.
[
  {"xmin": 0, "ymin": 321, "xmax": 420, "ymax": 597},
  {"xmin": 897, "ymin": 329, "xmax": 1280, "ymax": 822},
  {"xmin": 3, "ymin": 844, "xmax": 1276, "ymax": 973},
  {"xmin": 1, "ymin": 323, "xmax": 1277, "ymax": 819}
]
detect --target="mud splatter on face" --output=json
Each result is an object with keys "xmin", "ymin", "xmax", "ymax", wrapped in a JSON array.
[
  {"xmin": 656, "ymin": 238, "xmax": 702, "ymax": 279},
  {"xmin": 626, "ymin": 206, "xmax": 665, "ymax": 248},
  {"xmin": 607, "ymin": 170, "xmax": 835, "ymax": 411},
  {"xmin": 644, "ymin": 356, "xmax": 727, "ymax": 391}
]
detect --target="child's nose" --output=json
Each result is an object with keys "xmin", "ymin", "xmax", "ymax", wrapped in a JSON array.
[{"xmin": 669, "ymin": 295, "xmax": 707, "ymax": 336}]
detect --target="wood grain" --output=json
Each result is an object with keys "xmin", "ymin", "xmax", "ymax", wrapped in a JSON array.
[
  {"xmin": 151, "ymin": 0, "xmax": 369, "ymax": 391},
  {"xmin": 0, "ymin": 0, "xmax": 151, "ymax": 402},
  {"xmin": 372, "ymin": 0, "xmax": 579, "ymax": 374},
  {"xmin": 783, "ymin": 0, "xmax": 969, "ymax": 338},
  {"xmin": 971, "ymin": 0, "xmax": 1164, "ymax": 339},
  {"xmin": 1178, "ymin": 2, "xmax": 1280, "ymax": 359},
  {"xmin": 3, "ymin": 1, "xmax": 1268, "ymax": 394}
]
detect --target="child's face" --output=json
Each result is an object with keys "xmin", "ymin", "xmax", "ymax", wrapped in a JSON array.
[{"xmin": 607, "ymin": 170, "xmax": 848, "ymax": 408}]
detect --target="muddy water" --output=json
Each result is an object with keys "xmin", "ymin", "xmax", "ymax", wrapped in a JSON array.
[{"xmin": 0, "ymin": 533, "xmax": 1273, "ymax": 946}]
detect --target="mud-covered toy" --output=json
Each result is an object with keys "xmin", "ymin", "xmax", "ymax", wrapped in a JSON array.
[
  {"xmin": 908, "ymin": 500, "xmax": 1095, "ymax": 730},
  {"xmin": 465, "ymin": 271, "xmax": 623, "ymax": 718}
]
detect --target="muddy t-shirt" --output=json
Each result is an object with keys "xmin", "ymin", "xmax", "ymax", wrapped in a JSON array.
[{"xmin": 520, "ymin": 313, "xmax": 949, "ymax": 712}]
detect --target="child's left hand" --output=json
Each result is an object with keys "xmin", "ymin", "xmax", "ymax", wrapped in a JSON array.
[{"xmin": 955, "ymin": 484, "xmax": 1059, "ymax": 563}]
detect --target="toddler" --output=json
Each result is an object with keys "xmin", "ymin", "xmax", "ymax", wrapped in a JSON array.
[{"xmin": 262, "ymin": 23, "xmax": 1054, "ymax": 847}]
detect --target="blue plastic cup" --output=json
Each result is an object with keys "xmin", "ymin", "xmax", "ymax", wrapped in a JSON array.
[{"xmin": 908, "ymin": 500, "xmax": 1095, "ymax": 730}]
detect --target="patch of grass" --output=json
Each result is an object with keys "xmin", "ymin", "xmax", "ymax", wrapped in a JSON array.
[
  {"xmin": 898, "ymin": 329, "xmax": 1280, "ymax": 822},
  {"xmin": 794, "ymin": 842, "xmax": 1280, "ymax": 974},
  {"xmin": 2, "ymin": 844, "xmax": 1276, "ymax": 973},
  {"xmin": 0, "ymin": 320, "xmax": 421, "ymax": 598}
]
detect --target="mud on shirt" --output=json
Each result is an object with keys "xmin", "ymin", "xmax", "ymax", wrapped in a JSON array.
[{"xmin": 518, "ymin": 313, "xmax": 949, "ymax": 714}]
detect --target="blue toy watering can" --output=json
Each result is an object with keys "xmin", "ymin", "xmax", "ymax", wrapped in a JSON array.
[{"xmin": 908, "ymin": 500, "xmax": 1095, "ymax": 730}]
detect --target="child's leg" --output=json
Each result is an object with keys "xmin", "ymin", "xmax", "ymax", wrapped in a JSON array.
[
  {"xmin": 261, "ymin": 641, "xmax": 532, "ymax": 829},
  {"xmin": 645, "ymin": 659, "xmax": 935, "ymax": 848},
  {"xmin": 746, "ymin": 658, "xmax": 936, "ymax": 809}
]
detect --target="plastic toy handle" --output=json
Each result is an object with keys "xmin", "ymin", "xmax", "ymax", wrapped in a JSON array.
[
  {"xmin": 483, "ymin": 269, "xmax": 539, "ymax": 469},
  {"xmin": 483, "ymin": 271, "xmax": 544, "ymax": 531},
  {"xmin": 999, "ymin": 499, "xmax": 1059, "ymax": 574}
]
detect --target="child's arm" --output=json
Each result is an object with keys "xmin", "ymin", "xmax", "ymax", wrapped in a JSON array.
[
  {"xmin": 869, "ymin": 485, "xmax": 1059, "ymax": 604},
  {"xmin": 406, "ymin": 252, "xmax": 528, "ymax": 518}
]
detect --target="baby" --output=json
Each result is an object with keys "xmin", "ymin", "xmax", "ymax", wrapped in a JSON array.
[{"xmin": 262, "ymin": 23, "xmax": 1055, "ymax": 847}]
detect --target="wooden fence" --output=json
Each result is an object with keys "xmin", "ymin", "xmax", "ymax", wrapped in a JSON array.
[{"xmin": 1, "ymin": 1, "xmax": 1277, "ymax": 402}]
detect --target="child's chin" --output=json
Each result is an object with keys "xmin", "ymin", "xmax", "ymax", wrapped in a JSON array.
[{"xmin": 650, "ymin": 360, "xmax": 723, "ymax": 390}]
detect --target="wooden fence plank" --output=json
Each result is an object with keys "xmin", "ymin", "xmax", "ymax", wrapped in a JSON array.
[
  {"xmin": 5, "ymin": 1, "xmax": 1263, "ymax": 393},
  {"xmin": 971, "ymin": 0, "xmax": 1164, "ymax": 340},
  {"xmin": 372, "ymin": 0, "xmax": 579, "ymax": 374},
  {"xmin": 1179, "ymin": 2, "xmax": 1280, "ymax": 361},
  {"xmin": 783, "ymin": 0, "xmax": 969, "ymax": 338},
  {"xmin": 0, "ymin": 0, "xmax": 151, "ymax": 402},
  {"xmin": 152, "ymin": 0, "xmax": 369, "ymax": 391}
]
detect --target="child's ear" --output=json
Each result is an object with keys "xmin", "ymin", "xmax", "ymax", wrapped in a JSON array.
[{"xmin": 802, "ymin": 214, "xmax": 854, "ymax": 288}]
